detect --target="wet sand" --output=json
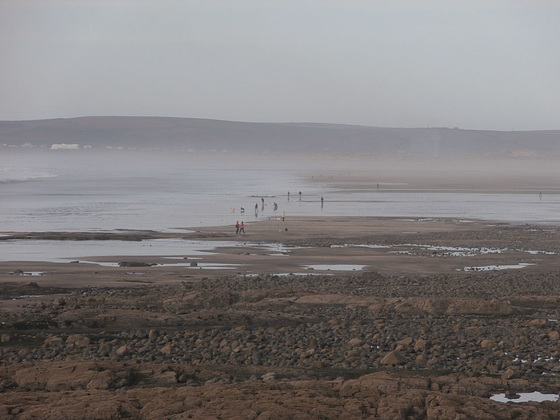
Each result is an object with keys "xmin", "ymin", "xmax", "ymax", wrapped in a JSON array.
[{"xmin": 1, "ymin": 215, "xmax": 559, "ymax": 290}]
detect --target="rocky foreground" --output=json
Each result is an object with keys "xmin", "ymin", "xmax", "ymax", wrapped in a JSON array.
[
  {"xmin": 1, "ymin": 219, "xmax": 560, "ymax": 419},
  {"xmin": 1, "ymin": 268, "xmax": 560, "ymax": 419}
]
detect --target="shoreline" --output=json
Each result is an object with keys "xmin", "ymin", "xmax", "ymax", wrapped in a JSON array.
[
  {"xmin": 3, "ymin": 155, "xmax": 560, "ymax": 233},
  {"xmin": 1, "ymin": 215, "xmax": 559, "ymax": 288}
]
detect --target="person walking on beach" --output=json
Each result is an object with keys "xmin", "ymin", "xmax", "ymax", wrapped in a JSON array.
[
  {"xmin": 235, "ymin": 221, "xmax": 240, "ymax": 234},
  {"xmin": 321, "ymin": 196, "xmax": 324, "ymax": 208},
  {"xmin": 254, "ymin": 203, "xmax": 259, "ymax": 216},
  {"xmin": 299, "ymin": 191, "xmax": 302, "ymax": 201},
  {"xmin": 240, "ymin": 221, "xmax": 245, "ymax": 234},
  {"xmin": 287, "ymin": 191, "xmax": 290, "ymax": 201}
]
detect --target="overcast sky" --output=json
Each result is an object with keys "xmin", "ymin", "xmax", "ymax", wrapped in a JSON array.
[{"xmin": 1, "ymin": 1, "xmax": 559, "ymax": 130}]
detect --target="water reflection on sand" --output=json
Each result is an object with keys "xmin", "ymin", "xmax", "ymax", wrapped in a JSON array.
[
  {"xmin": 490, "ymin": 392, "xmax": 559, "ymax": 404},
  {"xmin": 0, "ymin": 238, "xmax": 234, "ymax": 263}
]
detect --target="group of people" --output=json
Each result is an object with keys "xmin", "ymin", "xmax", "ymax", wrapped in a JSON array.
[
  {"xmin": 236, "ymin": 192, "xmax": 325, "ymax": 233},
  {"xmin": 235, "ymin": 221, "xmax": 245, "ymax": 234}
]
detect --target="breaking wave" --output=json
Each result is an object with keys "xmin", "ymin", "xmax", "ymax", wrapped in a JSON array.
[{"xmin": 0, "ymin": 168, "xmax": 57, "ymax": 184}]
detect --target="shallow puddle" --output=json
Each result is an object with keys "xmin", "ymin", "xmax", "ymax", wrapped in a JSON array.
[
  {"xmin": 332, "ymin": 243, "xmax": 555, "ymax": 261},
  {"xmin": 0, "ymin": 239, "xmax": 297, "ymax": 263},
  {"xmin": 78, "ymin": 260, "xmax": 240, "ymax": 270},
  {"xmin": 11, "ymin": 271, "xmax": 45, "ymax": 276},
  {"xmin": 304, "ymin": 264, "xmax": 366, "ymax": 271},
  {"xmin": 238, "ymin": 273, "xmax": 334, "ymax": 278},
  {"xmin": 460, "ymin": 263, "xmax": 533, "ymax": 272},
  {"xmin": 490, "ymin": 392, "xmax": 559, "ymax": 404},
  {"xmin": 239, "ymin": 242, "xmax": 302, "ymax": 254}
]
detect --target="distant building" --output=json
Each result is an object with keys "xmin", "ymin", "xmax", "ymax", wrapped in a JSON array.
[{"xmin": 50, "ymin": 143, "xmax": 80, "ymax": 150}]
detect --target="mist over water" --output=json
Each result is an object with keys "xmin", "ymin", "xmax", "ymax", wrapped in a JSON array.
[
  {"xmin": 0, "ymin": 151, "xmax": 318, "ymax": 232},
  {"xmin": 1, "ymin": 150, "xmax": 559, "ymax": 233}
]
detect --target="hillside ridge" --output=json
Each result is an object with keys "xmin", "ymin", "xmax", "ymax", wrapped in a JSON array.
[{"xmin": 1, "ymin": 116, "xmax": 559, "ymax": 157}]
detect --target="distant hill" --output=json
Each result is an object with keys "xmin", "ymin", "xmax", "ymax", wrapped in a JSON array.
[{"xmin": 1, "ymin": 116, "xmax": 559, "ymax": 157}]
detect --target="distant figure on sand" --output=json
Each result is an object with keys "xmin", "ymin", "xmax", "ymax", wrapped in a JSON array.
[
  {"xmin": 254, "ymin": 203, "xmax": 258, "ymax": 216},
  {"xmin": 273, "ymin": 202, "xmax": 278, "ymax": 211},
  {"xmin": 287, "ymin": 191, "xmax": 290, "ymax": 201},
  {"xmin": 539, "ymin": 191, "xmax": 543, "ymax": 201},
  {"xmin": 235, "ymin": 221, "xmax": 240, "ymax": 234},
  {"xmin": 321, "ymin": 196, "xmax": 324, "ymax": 208},
  {"xmin": 281, "ymin": 211, "xmax": 285, "ymax": 221},
  {"xmin": 299, "ymin": 191, "xmax": 302, "ymax": 201},
  {"xmin": 240, "ymin": 221, "xmax": 245, "ymax": 233},
  {"xmin": 240, "ymin": 207, "xmax": 245, "ymax": 214}
]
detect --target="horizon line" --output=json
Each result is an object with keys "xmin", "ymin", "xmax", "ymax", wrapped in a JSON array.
[{"xmin": 1, "ymin": 115, "xmax": 558, "ymax": 133}]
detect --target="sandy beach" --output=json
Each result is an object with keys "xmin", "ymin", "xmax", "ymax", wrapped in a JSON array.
[
  {"xmin": 1, "ymin": 157, "xmax": 560, "ymax": 419},
  {"xmin": 2, "ymin": 215, "xmax": 559, "ymax": 288},
  {"xmin": 1, "ymin": 212, "xmax": 560, "ymax": 418}
]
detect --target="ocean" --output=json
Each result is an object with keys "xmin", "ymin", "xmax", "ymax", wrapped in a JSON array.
[
  {"xmin": 1, "ymin": 150, "xmax": 560, "ymax": 234},
  {"xmin": 0, "ymin": 151, "xmax": 319, "ymax": 232}
]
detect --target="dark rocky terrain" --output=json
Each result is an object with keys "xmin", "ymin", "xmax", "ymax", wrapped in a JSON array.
[
  {"xmin": 2, "ymin": 270, "xmax": 560, "ymax": 418},
  {"xmin": 2, "ymin": 218, "xmax": 560, "ymax": 418}
]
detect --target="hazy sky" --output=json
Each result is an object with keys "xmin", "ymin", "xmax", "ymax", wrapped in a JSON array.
[{"xmin": 1, "ymin": 1, "xmax": 559, "ymax": 130}]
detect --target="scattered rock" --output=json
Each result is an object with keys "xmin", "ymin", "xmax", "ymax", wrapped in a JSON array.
[
  {"xmin": 261, "ymin": 372, "xmax": 277, "ymax": 382},
  {"xmin": 153, "ymin": 370, "xmax": 177, "ymax": 386},
  {"xmin": 380, "ymin": 351, "xmax": 407, "ymax": 366},
  {"xmin": 160, "ymin": 344, "xmax": 172, "ymax": 356},
  {"xmin": 66, "ymin": 334, "xmax": 90, "ymax": 347},
  {"xmin": 348, "ymin": 338, "xmax": 364, "ymax": 347},
  {"xmin": 548, "ymin": 330, "xmax": 560, "ymax": 340},
  {"xmin": 480, "ymin": 339, "xmax": 497, "ymax": 349},
  {"xmin": 44, "ymin": 336, "xmax": 64, "ymax": 347},
  {"xmin": 115, "ymin": 345, "xmax": 129, "ymax": 357}
]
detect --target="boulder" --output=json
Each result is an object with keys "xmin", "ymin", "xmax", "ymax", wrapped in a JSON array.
[
  {"xmin": 43, "ymin": 336, "xmax": 64, "ymax": 348},
  {"xmin": 348, "ymin": 338, "xmax": 364, "ymax": 347},
  {"xmin": 66, "ymin": 334, "xmax": 90, "ymax": 347},
  {"xmin": 153, "ymin": 370, "xmax": 177, "ymax": 386},
  {"xmin": 87, "ymin": 370, "xmax": 114, "ymax": 390},
  {"xmin": 414, "ymin": 339, "xmax": 429, "ymax": 352},
  {"xmin": 115, "ymin": 345, "xmax": 129, "ymax": 357},
  {"xmin": 480, "ymin": 339, "xmax": 497, "ymax": 349},
  {"xmin": 548, "ymin": 330, "xmax": 560, "ymax": 340},
  {"xmin": 380, "ymin": 351, "xmax": 407, "ymax": 366}
]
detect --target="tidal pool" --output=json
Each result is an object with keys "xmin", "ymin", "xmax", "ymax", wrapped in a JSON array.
[
  {"xmin": 0, "ymin": 239, "xmax": 295, "ymax": 263},
  {"xmin": 304, "ymin": 264, "xmax": 366, "ymax": 271},
  {"xmin": 78, "ymin": 259, "xmax": 240, "ymax": 270},
  {"xmin": 461, "ymin": 263, "xmax": 534, "ymax": 272},
  {"xmin": 490, "ymin": 392, "xmax": 559, "ymax": 404}
]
